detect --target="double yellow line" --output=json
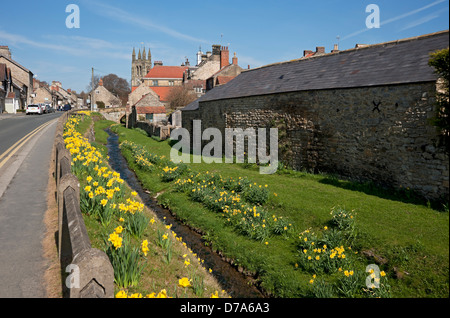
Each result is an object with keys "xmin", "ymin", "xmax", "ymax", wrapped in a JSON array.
[{"xmin": 0, "ymin": 119, "xmax": 56, "ymax": 170}]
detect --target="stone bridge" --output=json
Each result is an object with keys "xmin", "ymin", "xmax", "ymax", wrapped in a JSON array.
[{"xmin": 97, "ymin": 107, "xmax": 127, "ymax": 123}]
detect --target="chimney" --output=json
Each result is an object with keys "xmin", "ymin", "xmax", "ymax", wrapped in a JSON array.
[
  {"xmin": 232, "ymin": 52, "xmax": 238, "ymax": 65},
  {"xmin": 331, "ymin": 44, "xmax": 340, "ymax": 53},
  {"xmin": 0, "ymin": 46, "xmax": 12, "ymax": 59},
  {"xmin": 315, "ymin": 46, "xmax": 325, "ymax": 54},
  {"xmin": 303, "ymin": 50, "xmax": 313, "ymax": 57},
  {"xmin": 98, "ymin": 79, "xmax": 103, "ymax": 86},
  {"xmin": 212, "ymin": 45, "xmax": 221, "ymax": 56},
  {"xmin": 220, "ymin": 46, "xmax": 229, "ymax": 69},
  {"xmin": 154, "ymin": 61, "xmax": 163, "ymax": 66},
  {"xmin": 67, "ymin": 89, "xmax": 71, "ymax": 93}
]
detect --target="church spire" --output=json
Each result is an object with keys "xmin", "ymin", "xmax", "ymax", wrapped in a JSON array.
[
  {"xmin": 138, "ymin": 49, "xmax": 141, "ymax": 60},
  {"xmin": 142, "ymin": 47, "xmax": 146, "ymax": 60},
  {"xmin": 132, "ymin": 47, "xmax": 136, "ymax": 61}
]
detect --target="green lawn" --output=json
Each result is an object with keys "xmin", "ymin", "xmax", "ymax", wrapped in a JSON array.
[{"xmin": 106, "ymin": 122, "xmax": 448, "ymax": 298}]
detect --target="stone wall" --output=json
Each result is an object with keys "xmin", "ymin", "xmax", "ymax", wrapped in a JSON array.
[
  {"xmin": 182, "ymin": 82, "xmax": 449, "ymax": 201},
  {"xmin": 135, "ymin": 121, "xmax": 173, "ymax": 140},
  {"xmin": 98, "ymin": 107, "xmax": 126, "ymax": 123}
]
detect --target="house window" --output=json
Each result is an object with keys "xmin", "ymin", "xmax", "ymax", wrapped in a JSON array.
[
  {"xmin": 146, "ymin": 113, "xmax": 154, "ymax": 122},
  {"xmin": 152, "ymin": 80, "xmax": 158, "ymax": 86},
  {"xmin": 169, "ymin": 80, "xmax": 174, "ymax": 86}
]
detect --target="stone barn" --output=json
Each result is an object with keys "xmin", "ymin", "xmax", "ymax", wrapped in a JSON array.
[{"xmin": 181, "ymin": 30, "xmax": 449, "ymax": 201}]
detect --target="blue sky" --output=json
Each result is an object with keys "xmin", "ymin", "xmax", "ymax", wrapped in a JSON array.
[{"xmin": 0, "ymin": 0, "xmax": 448, "ymax": 93}]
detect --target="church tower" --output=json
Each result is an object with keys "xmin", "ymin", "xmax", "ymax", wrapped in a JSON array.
[{"xmin": 131, "ymin": 46, "xmax": 152, "ymax": 87}]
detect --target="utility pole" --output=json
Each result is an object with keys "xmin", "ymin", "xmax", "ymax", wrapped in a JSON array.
[{"xmin": 91, "ymin": 67, "xmax": 94, "ymax": 111}]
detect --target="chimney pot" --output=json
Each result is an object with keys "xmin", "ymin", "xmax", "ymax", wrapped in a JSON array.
[
  {"xmin": 232, "ymin": 52, "xmax": 238, "ymax": 65},
  {"xmin": 316, "ymin": 46, "xmax": 325, "ymax": 54},
  {"xmin": 331, "ymin": 44, "xmax": 340, "ymax": 53}
]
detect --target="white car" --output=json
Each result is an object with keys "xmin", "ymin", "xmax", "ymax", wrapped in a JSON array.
[
  {"xmin": 38, "ymin": 103, "xmax": 47, "ymax": 114},
  {"xmin": 26, "ymin": 104, "xmax": 43, "ymax": 115}
]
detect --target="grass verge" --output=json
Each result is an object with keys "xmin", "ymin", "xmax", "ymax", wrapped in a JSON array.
[{"xmin": 106, "ymin": 119, "xmax": 448, "ymax": 298}]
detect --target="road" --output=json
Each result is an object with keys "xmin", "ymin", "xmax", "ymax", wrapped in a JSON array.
[{"xmin": 0, "ymin": 112, "xmax": 62, "ymax": 297}]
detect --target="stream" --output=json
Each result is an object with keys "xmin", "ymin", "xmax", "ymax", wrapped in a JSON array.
[{"xmin": 105, "ymin": 128, "xmax": 265, "ymax": 298}]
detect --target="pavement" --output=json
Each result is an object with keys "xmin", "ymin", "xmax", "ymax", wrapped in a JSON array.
[
  {"xmin": 0, "ymin": 112, "xmax": 26, "ymax": 118},
  {"xmin": 0, "ymin": 116, "xmax": 58, "ymax": 297}
]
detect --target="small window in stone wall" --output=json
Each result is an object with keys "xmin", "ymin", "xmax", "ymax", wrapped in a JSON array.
[{"xmin": 146, "ymin": 113, "xmax": 154, "ymax": 122}]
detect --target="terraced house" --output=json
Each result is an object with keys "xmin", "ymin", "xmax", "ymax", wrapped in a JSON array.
[
  {"xmin": 181, "ymin": 30, "xmax": 449, "ymax": 201},
  {"xmin": 0, "ymin": 46, "xmax": 33, "ymax": 112}
]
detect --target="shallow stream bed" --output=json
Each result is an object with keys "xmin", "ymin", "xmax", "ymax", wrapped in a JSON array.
[{"xmin": 105, "ymin": 128, "xmax": 265, "ymax": 298}]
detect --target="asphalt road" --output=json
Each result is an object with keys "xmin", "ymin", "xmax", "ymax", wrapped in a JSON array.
[{"xmin": 0, "ymin": 112, "xmax": 62, "ymax": 297}]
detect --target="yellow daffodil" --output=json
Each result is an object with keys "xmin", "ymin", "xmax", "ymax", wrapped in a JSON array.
[{"xmin": 178, "ymin": 277, "xmax": 191, "ymax": 288}]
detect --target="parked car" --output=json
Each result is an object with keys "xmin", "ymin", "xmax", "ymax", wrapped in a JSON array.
[
  {"xmin": 26, "ymin": 104, "xmax": 42, "ymax": 115},
  {"xmin": 45, "ymin": 104, "xmax": 55, "ymax": 113},
  {"xmin": 38, "ymin": 103, "xmax": 47, "ymax": 114}
]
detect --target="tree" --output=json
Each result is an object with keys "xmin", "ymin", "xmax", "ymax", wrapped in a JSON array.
[
  {"xmin": 166, "ymin": 86, "xmax": 197, "ymax": 111},
  {"xmin": 102, "ymin": 73, "xmax": 130, "ymax": 106},
  {"xmin": 79, "ymin": 91, "xmax": 89, "ymax": 105},
  {"xmin": 86, "ymin": 74, "xmax": 100, "ymax": 93},
  {"xmin": 428, "ymin": 48, "xmax": 449, "ymax": 149}
]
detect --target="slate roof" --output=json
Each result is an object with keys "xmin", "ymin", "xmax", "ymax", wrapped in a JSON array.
[{"xmin": 183, "ymin": 30, "xmax": 449, "ymax": 111}]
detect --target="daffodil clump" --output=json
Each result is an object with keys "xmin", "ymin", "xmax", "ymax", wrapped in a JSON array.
[
  {"xmin": 115, "ymin": 288, "xmax": 227, "ymax": 298},
  {"xmin": 297, "ymin": 207, "xmax": 391, "ymax": 298},
  {"xmin": 115, "ymin": 289, "xmax": 170, "ymax": 298},
  {"xmin": 298, "ymin": 227, "xmax": 352, "ymax": 274},
  {"xmin": 175, "ymin": 171, "xmax": 293, "ymax": 242},
  {"xmin": 105, "ymin": 226, "xmax": 145, "ymax": 289},
  {"xmin": 119, "ymin": 140, "xmax": 292, "ymax": 242}
]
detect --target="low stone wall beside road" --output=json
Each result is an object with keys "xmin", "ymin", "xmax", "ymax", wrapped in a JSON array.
[{"xmin": 53, "ymin": 111, "xmax": 114, "ymax": 298}]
